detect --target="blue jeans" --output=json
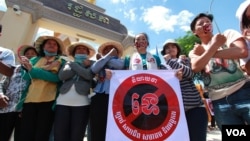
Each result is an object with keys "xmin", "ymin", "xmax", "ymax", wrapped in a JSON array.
[{"xmin": 212, "ymin": 82, "xmax": 250, "ymax": 130}]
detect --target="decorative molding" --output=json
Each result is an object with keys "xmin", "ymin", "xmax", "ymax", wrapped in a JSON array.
[{"xmin": 6, "ymin": 0, "xmax": 134, "ymax": 48}]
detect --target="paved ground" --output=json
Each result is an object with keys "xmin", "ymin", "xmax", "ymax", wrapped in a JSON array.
[
  {"xmin": 206, "ymin": 127, "xmax": 222, "ymax": 141},
  {"xmin": 11, "ymin": 126, "xmax": 222, "ymax": 141},
  {"xmin": 83, "ymin": 128, "xmax": 222, "ymax": 141}
]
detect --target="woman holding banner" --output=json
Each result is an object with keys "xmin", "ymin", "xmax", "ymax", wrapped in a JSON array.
[
  {"xmin": 124, "ymin": 32, "xmax": 183, "ymax": 78},
  {"xmin": 160, "ymin": 39, "xmax": 207, "ymax": 141},
  {"xmin": 89, "ymin": 41, "xmax": 124, "ymax": 141},
  {"xmin": 124, "ymin": 32, "xmax": 161, "ymax": 70},
  {"xmin": 103, "ymin": 33, "xmax": 183, "ymax": 140}
]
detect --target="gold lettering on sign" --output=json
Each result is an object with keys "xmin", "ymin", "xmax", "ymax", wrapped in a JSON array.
[
  {"xmin": 67, "ymin": 2, "xmax": 109, "ymax": 24},
  {"xmin": 99, "ymin": 15, "xmax": 109, "ymax": 24},
  {"xmin": 85, "ymin": 10, "xmax": 97, "ymax": 19}
]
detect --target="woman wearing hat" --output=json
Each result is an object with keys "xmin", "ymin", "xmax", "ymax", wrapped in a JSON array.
[
  {"xmin": 236, "ymin": 0, "xmax": 250, "ymax": 75},
  {"xmin": 161, "ymin": 39, "xmax": 207, "ymax": 141},
  {"xmin": 54, "ymin": 42, "xmax": 96, "ymax": 141},
  {"xmin": 0, "ymin": 45, "xmax": 38, "ymax": 141},
  {"xmin": 18, "ymin": 36, "xmax": 66, "ymax": 141},
  {"xmin": 89, "ymin": 41, "xmax": 124, "ymax": 141}
]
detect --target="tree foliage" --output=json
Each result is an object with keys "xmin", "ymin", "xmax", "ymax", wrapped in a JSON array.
[{"xmin": 175, "ymin": 31, "xmax": 200, "ymax": 56}]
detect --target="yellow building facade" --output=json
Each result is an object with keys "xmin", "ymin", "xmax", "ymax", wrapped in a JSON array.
[{"xmin": 0, "ymin": 0, "xmax": 134, "ymax": 60}]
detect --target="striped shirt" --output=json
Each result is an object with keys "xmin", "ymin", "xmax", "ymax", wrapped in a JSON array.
[{"xmin": 165, "ymin": 58, "xmax": 204, "ymax": 111}]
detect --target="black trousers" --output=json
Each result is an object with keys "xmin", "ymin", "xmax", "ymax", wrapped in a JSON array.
[
  {"xmin": 186, "ymin": 107, "xmax": 208, "ymax": 141},
  {"xmin": 89, "ymin": 94, "xmax": 109, "ymax": 141},
  {"xmin": 0, "ymin": 112, "xmax": 21, "ymax": 141},
  {"xmin": 19, "ymin": 101, "xmax": 54, "ymax": 141},
  {"xmin": 54, "ymin": 105, "xmax": 90, "ymax": 141}
]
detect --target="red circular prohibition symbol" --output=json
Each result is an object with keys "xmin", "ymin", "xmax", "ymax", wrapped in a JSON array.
[{"xmin": 112, "ymin": 73, "xmax": 180, "ymax": 141}]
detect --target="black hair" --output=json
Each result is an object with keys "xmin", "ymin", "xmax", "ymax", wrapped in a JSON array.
[
  {"xmin": 161, "ymin": 42, "xmax": 181, "ymax": 58},
  {"xmin": 134, "ymin": 32, "xmax": 149, "ymax": 46},
  {"xmin": 38, "ymin": 39, "xmax": 62, "ymax": 57},
  {"xmin": 242, "ymin": 9, "xmax": 250, "ymax": 29},
  {"xmin": 24, "ymin": 47, "xmax": 38, "ymax": 56},
  {"xmin": 190, "ymin": 13, "xmax": 213, "ymax": 31},
  {"xmin": 0, "ymin": 24, "xmax": 2, "ymax": 33},
  {"xmin": 72, "ymin": 46, "xmax": 90, "ymax": 56}
]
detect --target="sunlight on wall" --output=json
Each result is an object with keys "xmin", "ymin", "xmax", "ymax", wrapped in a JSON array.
[
  {"xmin": 0, "ymin": 0, "xmax": 7, "ymax": 12},
  {"xmin": 35, "ymin": 27, "xmax": 54, "ymax": 40}
]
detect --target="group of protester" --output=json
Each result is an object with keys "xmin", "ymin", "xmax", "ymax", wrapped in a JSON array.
[
  {"xmin": 0, "ymin": 1, "xmax": 250, "ymax": 141},
  {"xmin": 188, "ymin": 0, "xmax": 250, "ymax": 139}
]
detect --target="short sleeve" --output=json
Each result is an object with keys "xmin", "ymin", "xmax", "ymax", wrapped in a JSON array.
[
  {"xmin": 0, "ymin": 47, "xmax": 15, "ymax": 67},
  {"xmin": 223, "ymin": 29, "xmax": 243, "ymax": 47}
]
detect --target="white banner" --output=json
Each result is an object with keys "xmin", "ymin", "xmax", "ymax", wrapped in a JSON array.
[{"xmin": 106, "ymin": 70, "xmax": 189, "ymax": 141}]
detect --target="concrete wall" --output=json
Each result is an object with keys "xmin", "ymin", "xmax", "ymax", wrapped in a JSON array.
[{"xmin": 0, "ymin": 7, "xmax": 37, "ymax": 54}]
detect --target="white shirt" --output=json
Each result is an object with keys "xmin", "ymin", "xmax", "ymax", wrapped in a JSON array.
[{"xmin": 0, "ymin": 46, "xmax": 15, "ymax": 67}]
